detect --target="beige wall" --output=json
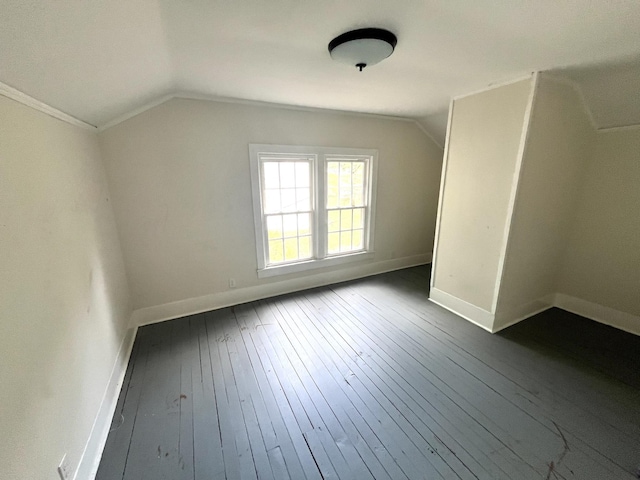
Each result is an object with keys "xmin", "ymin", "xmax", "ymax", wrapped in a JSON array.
[
  {"xmin": 0, "ymin": 96, "xmax": 130, "ymax": 479},
  {"xmin": 432, "ymin": 78, "xmax": 533, "ymax": 313},
  {"xmin": 494, "ymin": 76, "xmax": 595, "ymax": 328},
  {"xmin": 99, "ymin": 99, "xmax": 443, "ymax": 312},
  {"xmin": 433, "ymin": 74, "xmax": 639, "ymax": 335},
  {"xmin": 558, "ymin": 127, "xmax": 640, "ymax": 322}
]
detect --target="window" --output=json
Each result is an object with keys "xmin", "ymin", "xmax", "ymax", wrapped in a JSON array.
[{"xmin": 250, "ymin": 144, "xmax": 377, "ymax": 278}]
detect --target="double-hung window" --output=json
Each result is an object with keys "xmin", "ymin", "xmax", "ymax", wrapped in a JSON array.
[{"xmin": 249, "ymin": 144, "xmax": 377, "ymax": 277}]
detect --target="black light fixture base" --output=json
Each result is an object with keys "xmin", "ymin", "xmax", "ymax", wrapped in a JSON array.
[
  {"xmin": 328, "ymin": 28, "xmax": 398, "ymax": 53},
  {"xmin": 328, "ymin": 28, "xmax": 398, "ymax": 70}
]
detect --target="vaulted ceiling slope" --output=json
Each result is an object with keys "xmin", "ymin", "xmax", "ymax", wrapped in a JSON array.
[{"xmin": 2, "ymin": 1, "xmax": 640, "ymax": 144}]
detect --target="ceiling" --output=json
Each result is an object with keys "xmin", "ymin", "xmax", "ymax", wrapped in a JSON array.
[{"xmin": 2, "ymin": 1, "xmax": 640, "ymax": 144}]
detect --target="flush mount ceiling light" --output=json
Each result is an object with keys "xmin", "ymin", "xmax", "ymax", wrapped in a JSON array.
[{"xmin": 328, "ymin": 28, "xmax": 397, "ymax": 71}]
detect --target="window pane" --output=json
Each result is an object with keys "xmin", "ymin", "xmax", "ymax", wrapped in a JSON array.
[
  {"xmin": 340, "ymin": 162, "xmax": 352, "ymax": 187},
  {"xmin": 263, "ymin": 162, "xmax": 280, "ymax": 189},
  {"xmin": 266, "ymin": 215, "xmax": 283, "ymax": 239},
  {"xmin": 353, "ymin": 208, "xmax": 364, "ymax": 228},
  {"xmin": 296, "ymin": 188, "xmax": 310, "ymax": 211},
  {"xmin": 341, "ymin": 209, "xmax": 352, "ymax": 230},
  {"xmin": 264, "ymin": 189, "xmax": 281, "ymax": 213},
  {"xmin": 327, "ymin": 162, "xmax": 339, "ymax": 208},
  {"xmin": 299, "ymin": 236, "xmax": 312, "ymax": 259},
  {"xmin": 327, "ymin": 162, "xmax": 339, "ymax": 183},
  {"xmin": 328, "ymin": 232, "xmax": 340, "ymax": 254},
  {"xmin": 295, "ymin": 162, "xmax": 309, "ymax": 187},
  {"xmin": 327, "ymin": 189, "xmax": 338, "ymax": 209},
  {"xmin": 298, "ymin": 213, "xmax": 310, "ymax": 235},
  {"xmin": 352, "ymin": 162, "xmax": 365, "ymax": 187},
  {"xmin": 282, "ymin": 214, "xmax": 297, "ymax": 238},
  {"xmin": 281, "ymin": 188, "xmax": 296, "ymax": 212},
  {"xmin": 352, "ymin": 229, "xmax": 363, "ymax": 250},
  {"xmin": 340, "ymin": 231, "xmax": 352, "ymax": 252},
  {"xmin": 328, "ymin": 210, "xmax": 340, "ymax": 232},
  {"xmin": 280, "ymin": 162, "xmax": 296, "ymax": 188},
  {"xmin": 268, "ymin": 239, "xmax": 284, "ymax": 263},
  {"xmin": 339, "ymin": 185, "xmax": 352, "ymax": 207},
  {"xmin": 284, "ymin": 237, "xmax": 298, "ymax": 261},
  {"xmin": 352, "ymin": 185, "xmax": 364, "ymax": 206}
]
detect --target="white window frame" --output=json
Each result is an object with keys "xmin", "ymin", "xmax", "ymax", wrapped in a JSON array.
[{"xmin": 249, "ymin": 144, "xmax": 378, "ymax": 278}]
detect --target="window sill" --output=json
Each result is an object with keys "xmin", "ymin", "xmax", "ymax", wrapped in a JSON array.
[{"xmin": 257, "ymin": 251, "xmax": 375, "ymax": 279}]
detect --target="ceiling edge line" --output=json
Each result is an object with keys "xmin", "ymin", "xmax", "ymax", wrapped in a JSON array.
[
  {"xmin": 174, "ymin": 91, "xmax": 420, "ymax": 124},
  {"xmin": 412, "ymin": 120, "xmax": 444, "ymax": 150},
  {"xmin": 451, "ymin": 73, "xmax": 535, "ymax": 102},
  {"xmin": 97, "ymin": 90, "xmax": 424, "ymax": 132},
  {"xmin": 97, "ymin": 93, "xmax": 177, "ymax": 133},
  {"xmin": 0, "ymin": 81, "xmax": 96, "ymax": 130},
  {"xmin": 597, "ymin": 123, "xmax": 640, "ymax": 133}
]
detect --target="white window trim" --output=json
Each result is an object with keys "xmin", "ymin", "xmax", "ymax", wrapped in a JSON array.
[{"xmin": 249, "ymin": 144, "xmax": 378, "ymax": 278}]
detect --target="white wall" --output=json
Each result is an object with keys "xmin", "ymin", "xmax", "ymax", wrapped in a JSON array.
[
  {"xmin": 99, "ymin": 99, "xmax": 443, "ymax": 320},
  {"xmin": 494, "ymin": 76, "xmax": 595, "ymax": 329},
  {"xmin": 0, "ymin": 95, "xmax": 131, "ymax": 479},
  {"xmin": 557, "ymin": 126, "xmax": 640, "ymax": 331},
  {"xmin": 431, "ymin": 78, "xmax": 533, "ymax": 321}
]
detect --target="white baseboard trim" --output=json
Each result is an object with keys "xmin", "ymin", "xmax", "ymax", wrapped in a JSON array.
[
  {"xmin": 74, "ymin": 326, "xmax": 138, "ymax": 480},
  {"xmin": 428, "ymin": 287, "xmax": 494, "ymax": 332},
  {"xmin": 428, "ymin": 289, "xmax": 640, "ymax": 337},
  {"xmin": 554, "ymin": 293, "xmax": 640, "ymax": 336},
  {"xmin": 492, "ymin": 294, "xmax": 555, "ymax": 333},
  {"xmin": 132, "ymin": 254, "xmax": 432, "ymax": 327}
]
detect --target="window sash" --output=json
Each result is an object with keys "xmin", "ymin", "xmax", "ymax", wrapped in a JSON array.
[
  {"xmin": 258, "ymin": 155, "xmax": 315, "ymax": 266},
  {"xmin": 324, "ymin": 156, "xmax": 370, "ymax": 257}
]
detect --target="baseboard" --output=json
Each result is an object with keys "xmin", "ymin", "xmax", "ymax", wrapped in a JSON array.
[
  {"xmin": 492, "ymin": 294, "xmax": 555, "ymax": 333},
  {"xmin": 131, "ymin": 254, "xmax": 432, "ymax": 327},
  {"xmin": 554, "ymin": 293, "xmax": 640, "ymax": 336},
  {"xmin": 428, "ymin": 287, "xmax": 494, "ymax": 332},
  {"xmin": 74, "ymin": 326, "xmax": 138, "ymax": 480}
]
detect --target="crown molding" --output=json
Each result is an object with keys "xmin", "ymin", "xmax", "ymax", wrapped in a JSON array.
[
  {"xmin": 96, "ymin": 90, "xmax": 442, "ymax": 147},
  {"xmin": 96, "ymin": 93, "xmax": 176, "ymax": 132},
  {"xmin": 412, "ymin": 119, "xmax": 444, "ymax": 149},
  {"xmin": 0, "ymin": 81, "xmax": 96, "ymax": 130}
]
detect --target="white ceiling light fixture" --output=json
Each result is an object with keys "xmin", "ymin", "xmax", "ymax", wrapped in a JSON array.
[{"xmin": 328, "ymin": 28, "xmax": 398, "ymax": 71}]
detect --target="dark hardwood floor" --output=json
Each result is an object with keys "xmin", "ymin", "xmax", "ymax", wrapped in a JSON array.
[{"xmin": 97, "ymin": 266, "xmax": 640, "ymax": 479}]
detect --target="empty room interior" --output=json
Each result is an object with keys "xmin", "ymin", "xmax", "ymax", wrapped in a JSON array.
[{"xmin": 2, "ymin": 2, "xmax": 640, "ymax": 479}]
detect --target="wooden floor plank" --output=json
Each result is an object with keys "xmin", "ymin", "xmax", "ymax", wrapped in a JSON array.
[
  {"xmin": 191, "ymin": 314, "xmax": 225, "ymax": 480},
  {"xmin": 254, "ymin": 300, "xmax": 366, "ymax": 480},
  {"xmin": 301, "ymin": 289, "xmax": 537, "ymax": 480},
  {"xmin": 286, "ymin": 293, "xmax": 499, "ymax": 479},
  {"xmin": 234, "ymin": 304, "xmax": 322, "ymax": 480},
  {"xmin": 331, "ymin": 280, "xmax": 629, "ymax": 479},
  {"xmin": 275, "ymin": 295, "xmax": 458, "ymax": 480},
  {"xmin": 206, "ymin": 310, "xmax": 256, "ymax": 480},
  {"xmin": 99, "ymin": 265, "xmax": 640, "ymax": 480},
  {"xmin": 122, "ymin": 322, "xmax": 184, "ymax": 480},
  {"xmin": 339, "ymin": 274, "xmax": 638, "ymax": 477}
]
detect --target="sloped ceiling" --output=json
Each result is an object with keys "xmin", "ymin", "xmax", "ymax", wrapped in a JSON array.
[{"xmin": 2, "ymin": 0, "xmax": 640, "ymax": 144}]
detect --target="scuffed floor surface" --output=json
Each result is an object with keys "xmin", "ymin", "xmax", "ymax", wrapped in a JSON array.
[{"xmin": 97, "ymin": 266, "xmax": 640, "ymax": 479}]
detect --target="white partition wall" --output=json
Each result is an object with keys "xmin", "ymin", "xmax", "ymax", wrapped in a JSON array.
[
  {"xmin": 430, "ymin": 76, "xmax": 535, "ymax": 331},
  {"xmin": 431, "ymin": 73, "xmax": 640, "ymax": 334},
  {"xmin": 494, "ymin": 77, "xmax": 595, "ymax": 330}
]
